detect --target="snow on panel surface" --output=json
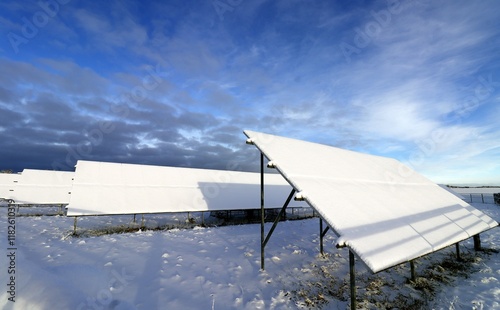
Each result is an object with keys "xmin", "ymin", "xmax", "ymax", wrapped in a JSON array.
[
  {"xmin": 10, "ymin": 170, "xmax": 74, "ymax": 204},
  {"xmin": 66, "ymin": 160, "xmax": 298, "ymax": 216},
  {"xmin": 0, "ymin": 173, "xmax": 20, "ymax": 200},
  {"xmin": 244, "ymin": 130, "xmax": 498, "ymax": 273}
]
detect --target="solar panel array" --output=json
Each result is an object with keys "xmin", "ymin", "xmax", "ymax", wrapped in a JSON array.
[
  {"xmin": 66, "ymin": 160, "xmax": 298, "ymax": 216},
  {"xmin": 12, "ymin": 170, "xmax": 74, "ymax": 204},
  {"xmin": 3, "ymin": 133, "xmax": 497, "ymax": 274},
  {"xmin": 244, "ymin": 130, "xmax": 498, "ymax": 273},
  {"xmin": 1, "ymin": 161, "xmax": 299, "ymax": 216},
  {"xmin": 0, "ymin": 170, "xmax": 73, "ymax": 204},
  {"xmin": 0, "ymin": 173, "xmax": 20, "ymax": 201}
]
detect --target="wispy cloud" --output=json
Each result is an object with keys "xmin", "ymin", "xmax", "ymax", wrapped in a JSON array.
[{"xmin": 0, "ymin": 0, "xmax": 498, "ymax": 184}]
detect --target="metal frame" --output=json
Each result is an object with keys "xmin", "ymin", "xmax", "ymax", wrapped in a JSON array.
[
  {"xmin": 257, "ymin": 151, "xmax": 359, "ymax": 308},
  {"xmin": 319, "ymin": 218, "xmax": 330, "ymax": 255},
  {"xmin": 249, "ymin": 144, "xmax": 485, "ymax": 309},
  {"xmin": 260, "ymin": 188, "xmax": 295, "ymax": 270},
  {"xmin": 254, "ymin": 150, "xmax": 470, "ymax": 308},
  {"xmin": 349, "ymin": 250, "xmax": 356, "ymax": 310},
  {"xmin": 259, "ymin": 152, "xmax": 297, "ymax": 270},
  {"xmin": 11, "ymin": 203, "xmax": 67, "ymax": 216}
]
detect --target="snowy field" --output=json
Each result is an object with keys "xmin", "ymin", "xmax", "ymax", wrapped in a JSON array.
[{"xmin": 1, "ymin": 202, "xmax": 499, "ymax": 309}]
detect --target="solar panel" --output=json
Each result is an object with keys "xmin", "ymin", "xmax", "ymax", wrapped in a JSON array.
[
  {"xmin": 9, "ymin": 170, "xmax": 74, "ymax": 204},
  {"xmin": 66, "ymin": 160, "xmax": 299, "ymax": 216},
  {"xmin": 0, "ymin": 173, "xmax": 20, "ymax": 200},
  {"xmin": 244, "ymin": 130, "xmax": 498, "ymax": 273}
]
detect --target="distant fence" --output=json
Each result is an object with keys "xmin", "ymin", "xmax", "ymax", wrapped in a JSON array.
[
  {"xmin": 210, "ymin": 206, "xmax": 316, "ymax": 223},
  {"xmin": 462, "ymin": 193, "xmax": 499, "ymax": 204}
]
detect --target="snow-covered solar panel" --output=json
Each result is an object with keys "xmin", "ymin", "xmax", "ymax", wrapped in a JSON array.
[
  {"xmin": 244, "ymin": 130, "xmax": 498, "ymax": 273},
  {"xmin": 66, "ymin": 160, "xmax": 299, "ymax": 216},
  {"xmin": 0, "ymin": 173, "xmax": 20, "ymax": 200},
  {"xmin": 9, "ymin": 170, "xmax": 74, "ymax": 204}
]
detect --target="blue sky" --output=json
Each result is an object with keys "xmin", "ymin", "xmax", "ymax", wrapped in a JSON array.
[{"xmin": 0, "ymin": 0, "xmax": 499, "ymax": 185}]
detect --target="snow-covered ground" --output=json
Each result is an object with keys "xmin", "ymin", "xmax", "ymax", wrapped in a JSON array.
[{"xmin": 1, "ymin": 202, "xmax": 499, "ymax": 309}]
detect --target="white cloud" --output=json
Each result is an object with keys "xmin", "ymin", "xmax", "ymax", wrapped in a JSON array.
[
  {"xmin": 1, "ymin": 0, "xmax": 498, "ymax": 183},
  {"xmin": 362, "ymin": 100, "xmax": 438, "ymax": 140},
  {"xmin": 73, "ymin": 5, "xmax": 148, "ymax": 51}
]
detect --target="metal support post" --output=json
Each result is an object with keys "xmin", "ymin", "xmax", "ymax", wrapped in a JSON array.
[
  {"xmin": 410, "ymin": 260, "xmax": 416, "ymax": 282},
  {"xmin": 319, "ymin": 219, "xmax": 330, "ymax": 256},
  {"xmin": 259, "ymin": 149, "xmax": 297, "ymax": 271},
  {"xmin": 141, "ymin": 214, "xmax": 145, "ymax": 229},
  {"xmin": 320, "ymin": 218, "xmax": 324, "ymax": 255},
  {"xmin": 456, "ymin": 243, "xmax": 461, "ymax": 261},
  {"xmin": 73, "ymin": 217, "xmax": 78, "ymax": 235},
  {"xmin": 133, "ymin": 214, "xmax": 136, "ymax": 223},
  {"xmin": 473, "ymin": 234, "xmax": 481, "ymax": 251},
  {"xmin": 349, "ymin": 250, "xmax": 356, "ymax": 310},
  {"xmin": 201, "ymin": 211, "xmax": 205, "ymax": 226},
  {"xmin": 260, "ymin": 152, "xmax": 265, "ymax": 270}
]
